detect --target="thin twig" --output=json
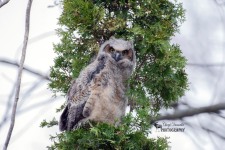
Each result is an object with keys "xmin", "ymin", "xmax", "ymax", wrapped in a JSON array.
[
  {"xmin": 182, "ymin": 121, "xmax": 204, "ymax": 150},
  {"xmin": 0, "ymin": 0, "xmax": 10, "ymax": 8},
  {"xmin": 203, "ymin": 126, "xmax": 225, "ymax": 140},
  {"xmin": 18, "ymin": 79, "xmax": 44, "ymax": 108},
  {"xmin": 0, "ymin": 59, "xmax": 51, "ymax": 81},
  {"xmin": 3, "ymin": 0, "xmax": 33, "ymax": 149},
  {"xmin": 152, "ymin": 102, "xmax": 225, "ymax": 123},
  {"xmin": 187, "ymin": 63, "xmax": 225, "ymax": 67},
  {"xmin": 0, "ymin": 84, "xmax": 16, "ymax": 130},
  {"xmin": 0, "ymin": 80, "xmax": 42, "ymax": 130},
  {"xmin": 0, "ymin": 96, "xmax": 61, "ymax": 130}
]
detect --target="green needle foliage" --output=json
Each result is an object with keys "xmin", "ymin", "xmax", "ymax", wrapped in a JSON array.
[
  {"xmin": 46, "ymin": 0, "xmax": 188, "ymax": 149},
  {"xmin": 47, "ymin": 122, "xmax": 169, "ymax": 150}
]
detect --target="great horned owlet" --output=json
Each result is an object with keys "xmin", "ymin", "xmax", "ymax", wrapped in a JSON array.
[{"xmin": 59, "ymin": 37, "xmax": 136, "ymax": 131}]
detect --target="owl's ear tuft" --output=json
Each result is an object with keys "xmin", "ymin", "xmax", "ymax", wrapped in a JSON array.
[{"xmin": 59, "ymin": 105, "xmax": 69, "ymax": 131}]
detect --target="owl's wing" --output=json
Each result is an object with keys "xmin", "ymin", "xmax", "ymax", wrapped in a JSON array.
[
  {"xmin": 59, "ymin": 79, "xmax": 86, "ymax": 131},
  {"xmin": 59, "ymin": 54, "xmax": 108, "ymax": 131},
  {"xmin": 59, "ymin": 103, "xmax": 86, "ymax": 131}
]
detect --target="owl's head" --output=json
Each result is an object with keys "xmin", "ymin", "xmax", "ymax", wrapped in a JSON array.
[{"xmin": 99, "ymin": 37, "xmax": 136, "ymax": 75}]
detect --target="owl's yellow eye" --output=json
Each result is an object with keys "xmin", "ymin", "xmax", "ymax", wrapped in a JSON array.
[
  {"xmin": 109, "ymin": 47, "xmax": 115, "ymax": 53},
  {"xmin": 122, "ymin": 49, "xmax": 129, "ymax": 55}
]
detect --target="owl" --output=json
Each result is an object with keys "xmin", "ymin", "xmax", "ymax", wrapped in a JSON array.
[{"xmin": 59, "ymin": 37, "xmax": 136, "ymax": 131}]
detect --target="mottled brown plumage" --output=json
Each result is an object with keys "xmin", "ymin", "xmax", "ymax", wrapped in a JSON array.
[{"xmin": 59, "ymin": 37, "xmax": 136, "ymax": 131}]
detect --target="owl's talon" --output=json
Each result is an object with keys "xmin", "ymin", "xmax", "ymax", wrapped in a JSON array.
[{"xmin": 83, "ymin": 107, "xmax": 91, "ymax": 117}]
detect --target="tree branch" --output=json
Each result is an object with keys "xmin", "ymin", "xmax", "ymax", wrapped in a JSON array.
[
  {"xmin": 152, "ymin": 102, "xmax": 225, "ymax": 123},
  {"xmin": 3, "ymin": 0, "xmax": 33, "ymax": 149},
  {"xmin": 0, "ymin": 59, "xmax": 51, "ymax": 81},
  {"xmin": 0, "ymin": 84, "xmax": 15, "ymax": 130},
  {"xmin": 0, "ymin": 0, "xmax": 10, "ymax": 8},
  {"xmin": 187, "ymin": 63, "xmax": 225, "ymax": 67}
]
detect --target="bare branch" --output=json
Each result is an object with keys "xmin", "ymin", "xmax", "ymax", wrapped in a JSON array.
[
  {"xmin": 182, "ymin": 120, "xmax": 205, "ymax": 149},
  {"xmin": 152, "ymin": 102, "xmax": 225, "ymax": 123},
  {"xmin": 0, "ymin": 59, "xmax": 51, "ymax": 81},
  {"xmin": 202, "ymin": 126, "xmax": 225, "ymax": 140},
  {"xmin": 0, "ymin": 0, "xmax": 10, "ymax": 8},
  {"xmin": 3, "ymin": 0, "xmax": 33, "ymax": 149},
  {"xmin": 187, "ymin": 63, "xmax": 225, "ymax": 67},
  {"xmin": 47, "ymin": 0, "xmax": 60, "ymax": 8},
  {"xmin": 0, "ymin": 96, "xmax": 62, "ymax": 130},
  {"xmin": 0, "ymin": 84, "xmax": 15, "ymax": 130},
  {"xmin": 0, "ymin": 80, "xmax": 42, "ymax": 130}
]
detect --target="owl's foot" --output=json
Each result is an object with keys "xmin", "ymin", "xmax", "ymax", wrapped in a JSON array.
[
  {"xmin": 83, "ymin": 100, "xmax": 94, "ymax": 117},
  {"xmin": 74, "ymin": 119, "xmax": 91, "ymax": 130},
  {"xmin": 83, "ymin": 107, "xmax": 91, "ymax": 117}
]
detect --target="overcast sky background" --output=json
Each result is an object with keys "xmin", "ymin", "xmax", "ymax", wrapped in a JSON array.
[{"xmin": 0, "ymin": 0, "xmax": 225, "ymax": 149}]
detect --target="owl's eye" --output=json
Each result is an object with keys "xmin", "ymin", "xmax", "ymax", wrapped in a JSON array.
[
  {"xmin": 109, "ymin": 47, "xmax": 115, "ymax": 53},
  {"xmin": 122, "ymin": 49, "xmax": 129, "ymax": 55}
]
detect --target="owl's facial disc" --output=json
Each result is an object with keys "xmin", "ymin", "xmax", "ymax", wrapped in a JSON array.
[
  {"xmin": 122, "ymin": 49, "xmax": 133, "ymax": 61},
  {"xmin": 103, "ymin": 44, "xmax": 133, "ymax": 62}
]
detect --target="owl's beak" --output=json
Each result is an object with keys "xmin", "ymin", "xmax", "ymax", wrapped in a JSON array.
[{"xmin": 113, "ymin": 52, "xmax": 122, "ymax": 62}]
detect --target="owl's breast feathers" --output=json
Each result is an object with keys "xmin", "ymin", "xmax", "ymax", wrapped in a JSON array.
[{"xmin": 59, "ymin": 55, "xmax": 108, "ymax": 131}]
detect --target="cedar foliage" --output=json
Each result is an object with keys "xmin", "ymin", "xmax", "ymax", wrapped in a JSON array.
[{"xmin": 43, "ymin": 0, "xmax": 188, "ymax": 149}]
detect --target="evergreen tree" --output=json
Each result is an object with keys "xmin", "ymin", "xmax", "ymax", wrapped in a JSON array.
[{"xmin": 42, "ymin": 0, "xmax": 188, "ymax": 149}]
